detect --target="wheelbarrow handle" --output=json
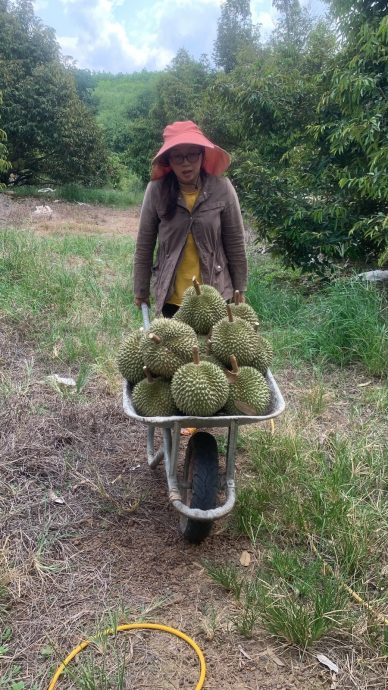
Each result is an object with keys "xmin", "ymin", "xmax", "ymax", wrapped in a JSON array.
[{"xmin": 141, "ymin": 302, "xmax": 151, "ymax": 330}]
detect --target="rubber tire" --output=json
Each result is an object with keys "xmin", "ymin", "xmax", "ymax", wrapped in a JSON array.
[{"xmin": 181, "ymin": 431, "xmax": 219, "ymax": 545}]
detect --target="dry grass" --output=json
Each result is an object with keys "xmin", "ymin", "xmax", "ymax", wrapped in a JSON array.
[{"xmin": 0, "ymin": 318, "xmax": 339, "ymax": 690}]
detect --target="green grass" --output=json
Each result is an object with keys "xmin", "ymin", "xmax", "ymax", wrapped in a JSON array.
[
  {"xmin": 0, "ymin": 230, "xmax": 144, "ymax": 380},
  {"xmin": 4, "ymin": 179, "xmax": 144, "ymax": 207},
  {"xmin": 1, "ymin": 238, "xmax": 385, "ymax": 380},
  {"xmin": 206, "ymin": 428, "xmax": 387, "ymax": 647},
  {"xmin": 247, "ymin": 259, "xmax": 387, "ymax": 377}
]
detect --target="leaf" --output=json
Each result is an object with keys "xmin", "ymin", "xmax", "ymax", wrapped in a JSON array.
[
  {"xmin": 239, "ymin": 550, "xmax": 251, "ymax": 567},
  {"xmin": 39, "ymin": 644, "xmax": 55, "ymax": 657},
  {"xmin": 48, "ymin": 489, "xmax": 65, "ymax": 505},
  {"xmin": 48, "ymin": 374, "xmax": 76, "ymax": 388},
  {"xmin": 317, "ymin": 653, "xmax": 339, "ymax": 674},
  {"xmin": 238, "ymin": 644, "xmax": 253, "ymax": 660}
]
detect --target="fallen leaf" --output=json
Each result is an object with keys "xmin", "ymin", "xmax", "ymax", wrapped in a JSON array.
[
  {"xmin": 239, "ymin": 550, "xmax": 251, "ymax": 567},
  {"xmin": 238, "ymin": 645, "xmax": 253, "ymax": 660},
  {"xmin": 48, "ymin": 374, "xmax": 76, "ymax": 387},
  {"xmin": 317, "ymin": 653, "xmax": 339, "ymax": 674},
  {"xmin": 265, "ymin": 647, "xmax": 285, "ymax": 667},
  {"xmin": 48, "ymin": 489, "xmax": 65, "ymax": 505}
]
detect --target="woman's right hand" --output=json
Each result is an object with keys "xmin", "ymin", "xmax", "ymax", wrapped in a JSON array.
[{"xmin": 134, "ymin": 296, "xmax": 150, "ymax": 308}]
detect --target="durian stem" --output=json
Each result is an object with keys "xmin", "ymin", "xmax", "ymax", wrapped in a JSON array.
[
  {"xmin": 234, "ymin": 290, "xmax": 241, "ymax": 305},
  {"xmin": 192, "ymin": 345, "xmax": 200, "ymax": 365},
  {"xmin": 206, "ymin": 339, "xmax": 212, "ymax": 355},
  {"xmin": 192, "ymin": 277, "xmax": 201, "ymax": 295},
  {"xmin": 254, "ymin": 321, "xmax": 260, "ymax": 332},
  {"xmin": 143, "ymin": 366, "xmax": 154, "ymax": 383},
  {"xmin": 229, "ymin": 355, "xmax": 239, "ymax": 374},
  {"xmin": 226, "ymin": 304, "xmax": 234, "ymax": 322},
  {"xmin": 149, "ymin": 333, "xmax": 161, "ymax": 344}
]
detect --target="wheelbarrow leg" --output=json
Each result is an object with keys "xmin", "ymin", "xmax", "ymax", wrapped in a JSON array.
[
  {"xmin": 147, "ymin": 425, "xmax": 164, "ymax": 469},
  {"xmin": 163, "ymin": 423, "xmax": 181, "ymax": 501},
  {"xmin": 226, "ymin": 420, "xmax": 238, "ymax": 482}
]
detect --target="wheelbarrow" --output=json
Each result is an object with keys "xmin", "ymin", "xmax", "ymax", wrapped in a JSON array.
[{"xmin": 122, "ymin": 305, "xmax": 285, "ymax": 543}]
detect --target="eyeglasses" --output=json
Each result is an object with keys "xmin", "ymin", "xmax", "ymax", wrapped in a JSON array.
[{"xmin": 168, "ymin": 151, "xmax": 203, "ymax": 165}]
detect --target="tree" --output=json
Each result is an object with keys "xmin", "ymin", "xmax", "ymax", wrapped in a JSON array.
[
  {"xmin": 0, "ymin": 91, "xmax": 11, "ymax": 185},
  {"xmin": 125, "ymin": 50, "xmax": 212, "ymax": 183},
  {"xmin": 213, "ymin": 0, "xmax": 260, "ymax": 72},
  {"xmin": 211, "ymin": 19, "xmax": 343, "ymax": 270},
  {"xmin": 272, "ymin": 0, "xmax": 312, "ymax": 49},
  {"xmin": 0, "ymin": 0, "xmax": 109, "ymax": 184},
  {"xmin": 309, "ymin": 10, "xmax": 388, "ymax": 265}
]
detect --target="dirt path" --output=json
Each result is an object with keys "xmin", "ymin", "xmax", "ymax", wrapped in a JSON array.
[
  {"xmin": 0, "ymin": 192, "xmax": 140, "ymax": 237},
  {"xmin": 1, "ymin": 196, "xmax": 378, "ymax": 689}
]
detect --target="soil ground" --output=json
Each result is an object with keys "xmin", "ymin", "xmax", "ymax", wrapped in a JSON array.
[
  {"xmin": 0, "ymin": 192, "xmax": 140, "ymax": 238},
  {"xmin": 1, "ymin": 194, "xmax": 386, "ymax": 690}
]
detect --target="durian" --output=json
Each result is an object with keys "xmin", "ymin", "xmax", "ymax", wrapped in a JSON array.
[
  {"xmin": 117, "ymin": 328, "xmax": 145, "ymax": 384},
  {"xmin": 132, "ymin": 367, "xmax": 178, "ymax": 417},
  {"xmin": 224, "ymin": 356, "xmax": 271, "ymax": 416},
  {"xmin": 171, "ymin": 346, "xmax": 229, "ymax": 416},
  {"xmin": 173, "ymin": 278, "xmax": 227, "ymax": 334},
  {"xmin": 140, "ymin": 318, "xmax": 198, "ymax": 379},
  {"xmin": 229, "ymin": 290, "xmax": 259, "ymax": 328},
  {"xmin": 251, "ymin": 333, "xmax": 273, "ymax": 374},
  {"xmin": 211, "ymin": 305, "xmax": 256, "ymax": 366}
]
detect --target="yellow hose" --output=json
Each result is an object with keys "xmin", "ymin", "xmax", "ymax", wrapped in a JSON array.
[{"xmin": 47, "ymin": 622, "xmax": 206, "ymax": 690}]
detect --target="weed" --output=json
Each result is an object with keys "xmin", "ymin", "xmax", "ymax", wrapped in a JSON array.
[
  {"xmin": 204, "ymin": 561, "xmax": 243, "ymax": 599},
  {"xmin": 226, "ymin": 426, "xmax": 387, "ymax": 647},
  {"xmin": 257, "ymin": 576, "xmax": 346, "ymax": 647}
]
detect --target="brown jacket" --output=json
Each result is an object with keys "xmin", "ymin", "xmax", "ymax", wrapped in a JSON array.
[{"xmin": 133, "ymin": 174, "xmax": 248, "ymax": 315}]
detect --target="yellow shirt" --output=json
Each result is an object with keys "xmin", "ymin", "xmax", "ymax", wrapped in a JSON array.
[{"xmin": 167, "ymin": 189, "xmax": 202, "ymax": 306}]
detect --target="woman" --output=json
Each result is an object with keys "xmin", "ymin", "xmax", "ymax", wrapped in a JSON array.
[{"xmin": 133, "ymin": 120, "xmax": 247, "ymax": 317}]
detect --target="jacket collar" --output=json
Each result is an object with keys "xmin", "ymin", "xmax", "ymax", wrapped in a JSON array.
[{"xmin": 176, "ymin": 174, "xmax": 212, "ymax": 211}]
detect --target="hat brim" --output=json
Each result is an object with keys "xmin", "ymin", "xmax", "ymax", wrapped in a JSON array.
[{"xmin": 151, "ymin": 133, "xmax": 231, "ymax": 180}]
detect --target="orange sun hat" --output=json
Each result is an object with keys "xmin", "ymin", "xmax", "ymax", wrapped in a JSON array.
[{"xmin": 151, "ymin": 120, "xmax": 231, "ymax": 180}]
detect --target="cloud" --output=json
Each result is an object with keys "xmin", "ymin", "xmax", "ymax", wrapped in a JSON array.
[{"xmin": 56, "ymin": 0, "xmax": 222, "ymax": 73}]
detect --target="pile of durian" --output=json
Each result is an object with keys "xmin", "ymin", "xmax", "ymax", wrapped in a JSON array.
[{"xmin": 118, "ymin": 279, "xmax": 273, "ymax": 418}]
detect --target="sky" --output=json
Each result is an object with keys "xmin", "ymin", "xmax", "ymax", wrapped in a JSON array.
[{"xmin": 32, "ymin": 0, "xmax": 328, "ymax": 75}]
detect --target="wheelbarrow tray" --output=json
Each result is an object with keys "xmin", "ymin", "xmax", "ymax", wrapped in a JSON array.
[{"xmin": 122, "ymin": 369, "xmax": 285, "ymax": 428}]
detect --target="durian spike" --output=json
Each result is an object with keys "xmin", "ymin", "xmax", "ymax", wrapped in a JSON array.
[
  {"xmin": 143, "ymin": 366, "xmax": 154, "ymax": 384},
  {"xmin": 234, "ymin": 290, "xmax": 242, "ymax": 305},
  {"xmin": 229, "ymin": 355, "xmax": 239, "ymax": 374},
  {"xmin": 192, "ymin": 276, "xmax": 201, "ymax": 295},
  {"xmin": 148, "ymin": 332, "xmax": 161, "ymax": 344},
  {"xmin": 226, "ymin": 304, "xmax": 234, "ymax": 322},
  {"xmin": 192, "ymin": 345, "xmax": 200, "ymax": 365}
]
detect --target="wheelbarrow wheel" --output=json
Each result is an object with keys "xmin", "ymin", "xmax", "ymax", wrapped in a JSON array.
[{"xmin": 180, "ymin": 431, "xmax": 219, "ymax": 545}]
